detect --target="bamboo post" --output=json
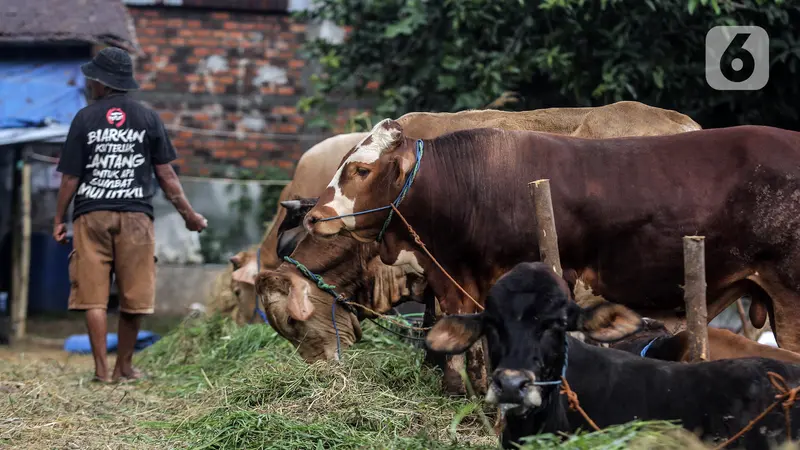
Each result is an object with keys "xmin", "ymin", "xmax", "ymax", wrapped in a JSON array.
[
  {"xmin": 11, "ymin": 162, "xmax": 31, "ymax": 340},
  {"xmin": 683, "ymin": 236, "xmax": 708, "ymax": 362},
  {"xmin": 529, "ymin": 179, "xmax": 562, "ymax": 277}
]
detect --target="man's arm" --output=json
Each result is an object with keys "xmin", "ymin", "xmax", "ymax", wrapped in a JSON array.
[
  {"xmin": 53, "ymin": 175, "xmax": 80, "ymax": 243},
  {"xmin": 154, "ymin": 163, "xmax": 207, "ymax": 232},
  {"xmin": 53, "ymin": 112, "xmax": 85, "ymax": 243}
]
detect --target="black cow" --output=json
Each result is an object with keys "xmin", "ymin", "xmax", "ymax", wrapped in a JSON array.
[
  {"xmin": 276, "ymin": 197, "xmax": 318, "ymax": 258},
  {"xmin": 426, "ymin": 262, "xmax": 800, "ymax": 450}
]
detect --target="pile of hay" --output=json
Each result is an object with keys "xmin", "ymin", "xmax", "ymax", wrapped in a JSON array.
[
  {"xmin": 0, "ymin": 312, "xmax": 729, "ymax": 449},
  {"xmin": 131, "ymin": 314, "xmax": 712, "ymax": 450}
]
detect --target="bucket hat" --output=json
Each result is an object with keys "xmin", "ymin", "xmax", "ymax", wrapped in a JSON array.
[{"xmin": 80, "ymin": 47, "xmax": 140, "ymax": 91}]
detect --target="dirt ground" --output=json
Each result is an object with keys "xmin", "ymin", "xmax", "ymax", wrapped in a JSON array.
[{"xmin": 0, "ymin": 313, "xmax": 185, "ymax": 449}]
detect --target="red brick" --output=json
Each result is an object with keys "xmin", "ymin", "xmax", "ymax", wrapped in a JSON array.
[
  {"xmin": 241, "ymin": 158, "xmax": 258, "ymax": 168},
  {"xmin": 277, "ymin": 86, "xmax": 295, "ymax": 95},
  {"xmin": 187, "ymin": 20, "xmax": 202, "ymax": 28},
  {"xmin": 211, "ymin": 12, "xmax": 230, "ymax": 20},
  {"xmin": 276, "ymin": 124, "xmax": 298, "ymax": 133},
  {"xmin": 288, "ymin": 60, "xmax": 304, "ymax": 69}
]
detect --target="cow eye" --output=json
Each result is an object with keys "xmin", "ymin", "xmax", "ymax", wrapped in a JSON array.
[
  {"xmin": 287, "ymin": 317, "xmax": 297, "ymax": 327},
  {"xmin": 355, "ymin": 167, "xmax": 370, "ymax": 177}
]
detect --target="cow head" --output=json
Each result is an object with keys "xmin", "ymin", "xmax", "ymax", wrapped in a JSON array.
[
  {"xmin": 426, "ymin": 262, "xmax": 642, "ymax": 412},
  {"xmin": 257, "ymin": 230, "xmax": 425, "ymax": 362},
  {"xmin": 256, "ymin": 233, "xmax": 370, "ymax": 362},
  {"xmin": 229, "ymin": 248, "xmax": 260, "ymax": 323},
  {"xmin": 304, "ymin": 119, "xmax": 417, "ymax": 239},
  {"xmin": 277, "ymin": 197, "xmax": 318, "ymax": 258}
]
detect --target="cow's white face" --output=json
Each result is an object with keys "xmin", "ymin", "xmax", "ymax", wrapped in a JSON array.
[{"xmin": 304, "ymin": 119, "xmax": 414, "ymax": 238}]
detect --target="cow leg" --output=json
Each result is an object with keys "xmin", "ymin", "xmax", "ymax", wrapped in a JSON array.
[
  {"xmin": 422, "ymin": 291, "xmax": 446, "ymax": 370},
  {"xmin": 441, "ymin": 354, "xmax": 467, "ymax": 396},
  {"xmin": 465, "ymin": 338, "xmax": 489, "ymax": 395}
]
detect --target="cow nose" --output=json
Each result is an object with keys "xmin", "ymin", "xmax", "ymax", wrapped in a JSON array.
[
  {"xmin": 303, "ymin": 212, "xmax": 321, "ymax": 233},
  {"xmin": 493, "ymin": 370, "xmax": 531, "ymax": 399}
]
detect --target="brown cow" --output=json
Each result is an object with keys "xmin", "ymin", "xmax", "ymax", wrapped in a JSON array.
[
  {"xmin": 304, "ymin": 122, "xmax": 800, "ymax": 392},
  {"xmin": 228, "ymin": 248, "xmax": 261, "ymax": 325},
  {"xmin": 260, "ymin": 102, "xmax": 700, "ymax": 364},
  {"xmin": 610, "ymin": 318, "xmax": 800, "ymax": 364}
]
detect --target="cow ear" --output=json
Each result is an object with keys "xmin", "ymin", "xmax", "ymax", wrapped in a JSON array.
[
  {"xmin": 286, "ymin": 278, "xmax": 314, "ymax": 321},
  {"xmin": 426, "ymin": 313, "xmax": 484, "ymax": 354},
  {"xmin": 276, "ymin": 227, "xmax": 305, "ymax": 259},
  {"xmin": 229, "ymin": 252, "xmax": 244, "ymax": 269},
  {"xmin": 374, "ymin": 119, "xmax": 404, "ymax": 152},
  {"xmin": 572, "ymin": 302, "xmax": 643, "ymax": 343},
  {"xmin": 231, "ymin": 259, "xmax": 259, "ymax": 286}
]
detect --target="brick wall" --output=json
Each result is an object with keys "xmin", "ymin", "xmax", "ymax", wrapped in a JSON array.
[{"xmin": 128, "ymin": 6, "xmax": 367, "ymax": 177}]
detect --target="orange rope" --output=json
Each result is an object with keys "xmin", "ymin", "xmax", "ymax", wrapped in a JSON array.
[
  {"xmin": 712, "ymin": 371, "xmax": 799, "ymax": 449},
  {"xmin": 390, "ymin": 204, "xmax": 484, "ymax": 311},
  {"xmin": 559, "ymin": 376, "xmax": 601, "ymax": 432},
  {"xmin": 551, "ymin": 371, "xmax": 800, "ymax": 446}
]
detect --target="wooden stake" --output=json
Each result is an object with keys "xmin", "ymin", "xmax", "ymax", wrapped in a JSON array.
[
  {"xmin": 683, "ymin": 236, "xmax": 708, "ymax": 362},
  {"xmin": 11, "ymin": 162, "xmax": 31, "ymax": 341},
  {"xmin": 529, "ymin": 179, "xmax": 562, "ymax": 277}
]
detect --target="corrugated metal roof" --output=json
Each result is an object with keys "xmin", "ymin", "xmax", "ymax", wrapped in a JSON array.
[{"xmin": 0, "ymin": 0, "xmax": 140, "ymax": 54}]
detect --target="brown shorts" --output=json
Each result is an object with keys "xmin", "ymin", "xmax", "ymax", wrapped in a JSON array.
[{"xmin": 68, "ymin": 211, "xmax": 156, "ymax": 314}]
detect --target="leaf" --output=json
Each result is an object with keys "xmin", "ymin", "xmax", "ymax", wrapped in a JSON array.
[
  {"xmin": 441, "ymin": 55, "xmax": 462, "ymax": 71},
  {"xmin": 384, "ymin": 17, "xmax": 416, "ymax": 38},
  {"xmin": 652, "ymin": 67, "xmax": 664, "ymax": 89},
  {"xmin": 437, "ymin": 75, "xmax": 458, "ymax": 90},
  {"xmin": 448, "ymin": 402, "xmax": 479, "ymax": 438}
]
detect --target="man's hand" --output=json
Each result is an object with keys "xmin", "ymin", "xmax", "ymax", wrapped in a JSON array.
[
  {"xmin": 53, "ymin": 222, "xmax": 68, "ymax": 244},
  {"xmin": 184, "ymin": 212, "xmax": 208, "ymax": 232}
]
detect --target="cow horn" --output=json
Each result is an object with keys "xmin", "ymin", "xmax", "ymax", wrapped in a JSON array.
[{"xmin": 280, "ymin": 200, "xmax": 302, "ymax": 211}]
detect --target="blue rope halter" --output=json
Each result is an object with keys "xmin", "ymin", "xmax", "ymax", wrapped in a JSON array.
[
  {"xmin": 317, "ymin": 139, "xmax": 424, "ymax": 242},
  {"xmin": 532, "ymin": 337, "xmax": 570, "ymax": 386},
  {"xmin": 640, "ymin": 336, "xmax": 661, "ymax": 357},
  {"xmin": 250, "ymin": 247, "xmax": 270, "ymax": 325}
]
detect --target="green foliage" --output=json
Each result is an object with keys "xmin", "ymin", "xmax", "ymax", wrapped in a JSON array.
[{"xmin": 299, "ymin": 0, "xmax": 800, "ymax": 130}]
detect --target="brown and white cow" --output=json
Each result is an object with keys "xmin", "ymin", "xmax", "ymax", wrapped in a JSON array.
[
  {"xmin": 304, "ymin": 122, "xmax": 800, "ymax": 391},
  {"xmin": 260, "ymin": 101, "xmax": 701, "ymax": 365},
  {"xmin": 228, "ymin": 248, "xmax": 261, "ymax": 325},
  {"xmin": 219, "ymin": 133, "xmax": 369, "ymax": 325}
]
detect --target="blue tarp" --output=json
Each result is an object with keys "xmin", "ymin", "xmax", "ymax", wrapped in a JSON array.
[
  {"xmin": 63, "ymin": 331, "xmax": 161, "ymax": 354},
  {"xmin": 0, "ymin": 60, "xmax": 88, "ymax": 129}
]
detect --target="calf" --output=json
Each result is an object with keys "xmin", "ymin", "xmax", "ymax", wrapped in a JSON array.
[
  {"xmin": 611, "ymin": 318, "xmax": 800, "ymax": 364},
  {"xmin": 426, "ymin": 262, "xmax": 800, "ymax": 450}
]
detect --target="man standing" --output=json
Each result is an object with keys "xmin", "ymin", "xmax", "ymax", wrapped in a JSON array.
[{"xmin": 54, "ymin": 47, "xmax": 207, "ymax": 383}]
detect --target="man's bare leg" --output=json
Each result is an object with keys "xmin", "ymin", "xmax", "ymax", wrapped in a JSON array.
[
  {"xmin": 112, "ymin": 312, "xmax": 143, "ymax": 381},
  {"xmin": 86, "ymin": 308, "xmax": 110, "ymax": 382}
]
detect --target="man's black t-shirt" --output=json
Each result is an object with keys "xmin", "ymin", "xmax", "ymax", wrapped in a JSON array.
[{"xmin": 57, "ymin": 93, "xmax": 177, "ymax": 221}]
